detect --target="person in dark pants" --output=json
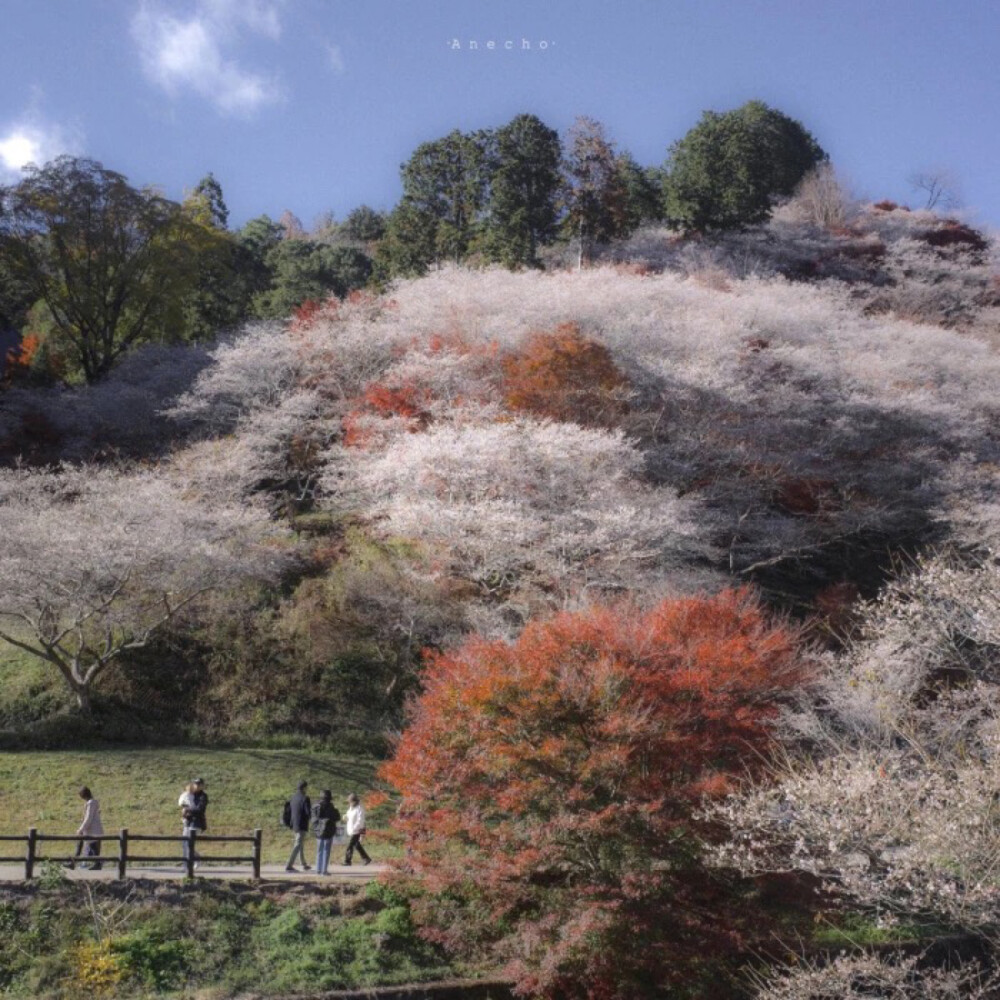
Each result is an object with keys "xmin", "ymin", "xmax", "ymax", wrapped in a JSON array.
[
  {"xmin": 285, "ymin": 781, "xmax": 312, "ymax": 872},
  {"xmin": 311, "ymin": 790, "xmax": 341, "ymax": 876},
  {"xmin": 178, "ymin": 778, "xmax": 209, "ymax": 867},
  {"xmin": 67, "ymin": 786, "xmax": 103, "ymax": 870},
  {"xmin": 343, "ymin": 792, "xmax": 371, "ymax": 866}
]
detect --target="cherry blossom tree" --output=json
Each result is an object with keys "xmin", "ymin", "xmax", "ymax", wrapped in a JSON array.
[
  {"xmin": 325, "ymin": 417, "xmax": 708, "ymax": 608},
  {"xmin": 0, "ymin": 465, "xmax": 286, "ymax": 711},
  {"xmin": 711, "ymin": 550, "xmax": 1000, "ymax": 934}
]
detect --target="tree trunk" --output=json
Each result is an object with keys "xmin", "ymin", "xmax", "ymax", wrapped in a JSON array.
[{"xmin": 74, "ymin": 684, "xmax": 92, "ymax": 714}]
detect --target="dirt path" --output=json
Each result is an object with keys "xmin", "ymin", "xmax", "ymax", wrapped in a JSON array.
[{"xmin": 0, "ymin": 861, "xmax": 387, "ymax": 883}]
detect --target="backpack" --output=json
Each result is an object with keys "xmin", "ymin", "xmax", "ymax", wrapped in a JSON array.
[
  {"xmin": 281, "ymin": 800, "xmax": 292, "ymax": 828},
  {"xmin": 310, "ymin": 802, "xmax": 326, "ymax": 837}
]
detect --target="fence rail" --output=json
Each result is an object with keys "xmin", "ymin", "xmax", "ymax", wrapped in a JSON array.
[{"xmin": 0, "ymin": 828, "xmax": 262, "ymax": 880}]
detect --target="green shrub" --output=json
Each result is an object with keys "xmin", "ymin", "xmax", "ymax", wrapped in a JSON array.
[{"xmin": 111, "ymin": 928, "xmax": 193, "ymax": 992}]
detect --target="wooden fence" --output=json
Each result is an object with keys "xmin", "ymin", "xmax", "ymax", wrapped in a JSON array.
[{"xmin": 0, "ymin": 828, "xmax": 262, "ymax": 880}]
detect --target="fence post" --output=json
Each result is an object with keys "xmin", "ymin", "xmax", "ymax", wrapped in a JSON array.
[
  {"xmin": 118, "ymin": 829, "xmax": 128, "ymax": 880},
  {"xmin": 25, "ymin": 828, "xmax": 37, "ymax": 880},
  {"xmin": 252, "ymin": 828, "xmax": 262, "ymax": 880},
  {"xmin": 185, "ymin": 831, "xmax": 196, "ymax": 879}
]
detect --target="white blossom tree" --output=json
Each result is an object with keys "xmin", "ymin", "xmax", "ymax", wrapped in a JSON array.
[
  {"xmin": 712, "ymin": 550, "xmax": 1000, "ymax": 934},
  {"xmin": 0, "ymin": 465, "xmax": 287, "ymax": 711},
  {"xmin": 324, "ymin": 418, "xmax": 708, "ymax": 607}
]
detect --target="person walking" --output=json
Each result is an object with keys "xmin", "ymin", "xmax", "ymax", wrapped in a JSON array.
[
  {"xmin": 285, "ymin": 780, "xmax": 312, "ymax": 873},
  {"xmin": 178, "ymin": 778, "xmax": 208, "ymax": 867},
  {"xmin": 70, "ymin": 786, "xmax": 103, "ymax": 870},
  {"xmin": 343, "ymin": 792, "xmax": 371, "ymax": 866},
  {"xmin": 311, "ymin": 790, "xmax": 341, "ymax": 876}
]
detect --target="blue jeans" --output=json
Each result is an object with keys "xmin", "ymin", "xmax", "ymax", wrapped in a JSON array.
[
  {"xmin": 316, "ymin": 837, "xmax": 332, "ymax": 874},
  {"xmin": 182, "ymin": 824, "xmax": 199, "ymax": 862}
]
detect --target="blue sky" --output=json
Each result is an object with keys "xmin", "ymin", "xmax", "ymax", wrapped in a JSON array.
[{"xmin": 1, "ymin": 0, "xmax": 997, "ymax": 230}]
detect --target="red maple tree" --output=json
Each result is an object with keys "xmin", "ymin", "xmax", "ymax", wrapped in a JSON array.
[{"xmin": 381, "ymin": 589, "xmax": 806, "ymax": 999}]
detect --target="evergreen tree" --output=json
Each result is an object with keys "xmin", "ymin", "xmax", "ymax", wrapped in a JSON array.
[
  {"xmin": 252, "ymin": 240, "xmax": 371, "ymax": 319},
  {"xmin": 181, "ymin": 174, "xmax": 247, "ymax": 339},
  {"xmin": 373, "ymin": 201, "xmax": 439, "ymax": 281},
  {"xmin": 343, "ymin": 205, "xmax": 387, "ymax": 243},
  {"xmin": 188, "ymin": 172, "xmax": 229, "ymax": 229},
  {"xmin": 235, "ymin": 214, "xmax": 284, "ymax": 303},
  {"xmin": 401, "ymin": 129, "xmax": 490, "ymax": 264},
  {"xmin": 483, "ymin": 113, "xmax": 562, "ymax": 267},
  {"xmin": 617, "ymin": 155, "xmax": 666, "ymax": 228},
  {"xmin": 664, "ymin": 100, "xmax": 826, "ymax": 231}
]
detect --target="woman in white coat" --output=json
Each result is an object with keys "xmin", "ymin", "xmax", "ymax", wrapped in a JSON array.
[
  {"xmin": 74, "ymin": 786, "xmax": 104, "ymax": 870},
  {"xmin": 343, "ymin": 792, "xmax": 371, "ymax": 866}
]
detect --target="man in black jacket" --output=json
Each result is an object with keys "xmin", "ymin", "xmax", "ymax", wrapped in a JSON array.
[{"xmin": 285, "ymin": 780, "xmax": 312, "ymax": 873}]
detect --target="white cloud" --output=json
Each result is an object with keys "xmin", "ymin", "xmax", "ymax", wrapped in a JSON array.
[
  {"xmin": 325, "ymin": 41, "xmax": 346, "ymax": 75},
  {"xmin": 131, "ymin": 1, "xmax": 285, "ymax": 117},
  {"xmin": 0, "ymin": 119, "xmax": 79, "ymax": 179}
]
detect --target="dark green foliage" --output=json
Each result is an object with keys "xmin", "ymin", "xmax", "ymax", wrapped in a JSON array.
[
  {"xmin": 234, "ymin": 214, "xmax": 284, "ymax": 308},
  {"xmin": 0, "ymin": 254, "xmax": 33, "ymax": 339},
  {"xmin": 373, "ymin": 201, "xmax": 439, "ymax": 280},
  {"xmin": 0, "ymin": 882, "xmax": 458, "ymax": 998},
  {"xmin": 664, "ymin": 100, "xmax": 827, "ymax": 231},
  {"xmin": 376, "ymin": 114, "xmax": 562, "ymax": 275},
  {"xmin": 237, "ymin": 214, "xmax": 284, "ymax": 261},
  {"xmin": 112, "ymin": 924, "xmax": 193, "ymax": 991},
  {"xmin": 252, "ymin": 240, "xmax": 372, "ymax": 319},
  {"xmin": 400, "ymin": 129, "xmax": 491, "ymax": 264},
  {"xmin": 617, "ymin": 155, "xmax": 666, "ymax": 228},
  {"xmin": 180, "ymin": 239, "xmax": 258, "ymax": 341},
  {"xmin": 343, "ymin": 205, "xmax": 387, "ymax": 243},
  {"xmin": 483, "ymin": 113, "xmax": 562, "ymax": 267},
  {"xmin": 177, "ymin": 173, "xmax": 254, "ymax": 339},
  {"xmin": 187, "ymin": 172, "xmax": 229, "ymax": 230}
]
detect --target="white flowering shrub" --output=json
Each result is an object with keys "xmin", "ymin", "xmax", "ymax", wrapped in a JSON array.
[
  {"xmin": 753, "ymin": 953, "xmax": 1000, "ymax": 1000},
  {"xmin": 165, "ymin": 320, "xmax": 300, "ymax": 432}
]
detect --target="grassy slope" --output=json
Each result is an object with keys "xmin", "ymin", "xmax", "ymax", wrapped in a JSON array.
[
  {"xmin": 0, "ymin": 881, "xmax": 462, "ymax": 999},
  {"xmin": 0, "ymin": 748, "xmax": 391, "ymax": 865},
  {"xmin": 0, "ymin": 646, "xmax": 71, "ymax": 729}
]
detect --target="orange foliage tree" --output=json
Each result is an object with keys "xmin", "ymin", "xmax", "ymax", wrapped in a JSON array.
[
  {"xmin": 3, "ymin": 332, "xmax": 40, "ymax": 383},
  {"xmin": 381, "ymin": 589, "xmax": 806, "ymax": 999},
  {"xmin": 501, "ymin": 322, "xmax": 630, "ymax": 426}
]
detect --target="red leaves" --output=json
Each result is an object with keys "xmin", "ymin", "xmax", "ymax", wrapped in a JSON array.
[
  {"xmin": 500, "ymin": 322, "xmax": 630, "ymax": 426},
  {"xmin": 920, "ymin": 220, "xmax": 989, "ymax": 255},
  {"xmin": 381, "ymin": 589, "xmax": 806, "ymax": 998}
]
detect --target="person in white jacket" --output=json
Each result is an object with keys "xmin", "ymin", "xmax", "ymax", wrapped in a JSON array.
[
  {"xmin": 74, "ymin": 787, "xmax": 104, "ymax": 870},
  {"xmin": 343, "ymin": 792, "xmax": 371, "ymax": 866}
]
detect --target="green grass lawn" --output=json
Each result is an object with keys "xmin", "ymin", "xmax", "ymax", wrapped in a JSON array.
[{"xmin": 0, "ymin": 748, "xmax": 392, "ymax": 865}]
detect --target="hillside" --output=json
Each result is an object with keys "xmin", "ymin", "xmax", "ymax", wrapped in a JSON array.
[
  {"xmin": 0, "ymin": 204, "xmax": 997, "ymax": 741},
  {"xmin": 1, "ymin": 201, "xmax": 999, "ymax": 997}
]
